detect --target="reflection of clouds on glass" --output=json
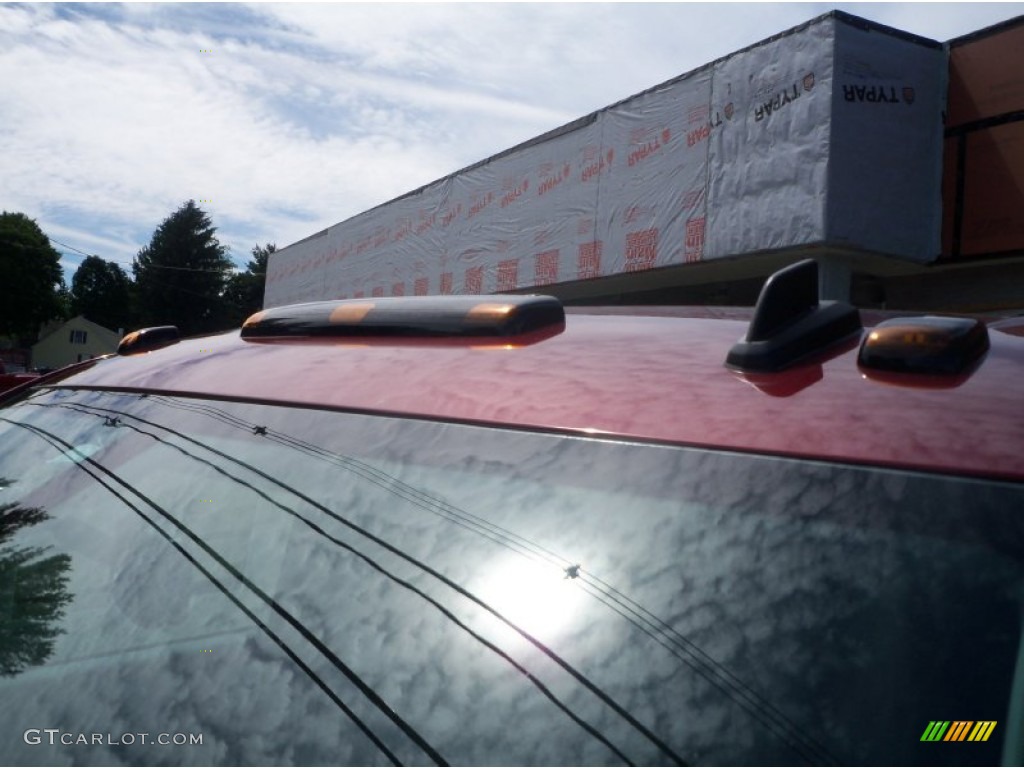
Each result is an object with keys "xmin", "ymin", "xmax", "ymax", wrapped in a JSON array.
[
  {"xmin": 0, "ymin": 406, "xmax": 399, "ymax": 765},
  {"xmin": 186, "ymin": 401, "xmax": 1024, "ymax": 761},
  {"xmin": 1, "ymin": 630, "xmax": 394, "ymax": 766},
  {"xmin": 1, "ymin": 389, "xmax": 1021, "ymax": 766}
]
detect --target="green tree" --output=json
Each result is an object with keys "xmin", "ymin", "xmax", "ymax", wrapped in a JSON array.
[
  {"xmin": 223, "ymin": 242, "xmax": 275, "ymax": 327},
  {"xmin": 55, "ymin": 282, "xmax": 73, "ymax": 323},
  {"xmin": 70, "ymin": 255, "xmax": 133, "ymax": 333},
  {"xmin": 0, "ymin": 212, "xmax": 66, "ymax": 343},
  {"xmin": 133, "ymin": 201, "xmax": 234, "ymax": 336}
]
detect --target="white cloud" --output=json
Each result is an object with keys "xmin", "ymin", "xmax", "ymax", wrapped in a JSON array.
[{"xmin": 1, "ymin": 2, "xmax": 1022, "ymax": 276}]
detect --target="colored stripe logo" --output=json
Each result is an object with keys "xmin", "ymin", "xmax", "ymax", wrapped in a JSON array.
[{"xmin": 921, "ymin": 721, "xmax": 997, "ymax": 742}]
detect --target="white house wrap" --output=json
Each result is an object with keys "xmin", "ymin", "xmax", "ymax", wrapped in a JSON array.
[{"xmin": 264, "ymin": 12, "xmax": 945, "ymax": 309}]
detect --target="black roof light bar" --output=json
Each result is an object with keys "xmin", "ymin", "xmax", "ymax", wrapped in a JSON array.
[
  {"xmin": 241, "ymin": 295, "xmax": 566, "ymax": 340},
  {"xmin": 726, "ymin": 259, "xmax": 863, "ymax": 372}
]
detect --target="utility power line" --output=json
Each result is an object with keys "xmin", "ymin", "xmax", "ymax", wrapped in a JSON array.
[{"xmin": 48, "ymin": 235, "xmax": 250, "ymax": 274}]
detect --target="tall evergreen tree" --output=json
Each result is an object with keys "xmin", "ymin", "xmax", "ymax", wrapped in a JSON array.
[
  {"xmin": 70, "ymin": 255, "xmax": 133, "ymax": 333},
  {"xmin": 133, "ymin": 201, "xmax": 234, "ymax": 336},
  {"xmin": 223, "ymin": 242, "xmax": 275, "ymax": 327},
  {"xmin": 0, "ymin": 212, "xmax": 66, "ymax": 343}
]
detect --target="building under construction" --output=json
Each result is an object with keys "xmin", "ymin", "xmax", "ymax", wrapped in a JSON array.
[{"xmin": 263, "ymin": 11, "xmax": 1024, "ymax": 313}]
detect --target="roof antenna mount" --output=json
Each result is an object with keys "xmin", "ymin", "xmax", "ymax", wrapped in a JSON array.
[{"xmin": 726, "ymin": 259, "xmax": 862, "ymax": 372}]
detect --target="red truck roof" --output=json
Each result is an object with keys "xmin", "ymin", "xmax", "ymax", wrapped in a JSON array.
[{"xmin": 43, "ymin": 300, "xmax": 1024, "ymax": 483}]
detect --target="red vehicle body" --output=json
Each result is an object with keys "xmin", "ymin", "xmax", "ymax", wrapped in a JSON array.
[
  {"xmin": 1, "ymin": 260, "xmax": 1022, "ymax": 766},
  {"xmin": 45, "ymin": 305, "xmax": 1024, "ymax": 483},
  {"xmin": 0, "ymin": 360, "xmax": 40, "ymax": 395}
]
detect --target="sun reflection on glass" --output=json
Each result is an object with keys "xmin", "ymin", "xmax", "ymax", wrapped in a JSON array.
[{"xmin": 471, "ymin": 556, "xmax": 587, "ymax": 645}]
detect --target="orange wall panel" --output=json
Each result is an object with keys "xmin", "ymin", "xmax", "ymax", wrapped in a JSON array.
[
  {"xmin": 960, "ymin": 123, "xmax": 1024, "ymax": 256},
  {"xmin": 943, "ymin": 18, "xmax": 1024, "ymax": 259},
  {"xmin": 940, "ymin": 138, "xmax": 958, "ymax": 257},
  {"xmin": 947, "ymin": 22, "xmax": 1024, "ymax": 127}
]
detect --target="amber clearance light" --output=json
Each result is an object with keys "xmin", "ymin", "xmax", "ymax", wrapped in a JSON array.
[
  {"xmin": 117, "ymin": 326, "xmax": 181, "ymax": 355},
  {"xmin": 858, "ymin": 316, "xmax": 989, "ymax": 375}
]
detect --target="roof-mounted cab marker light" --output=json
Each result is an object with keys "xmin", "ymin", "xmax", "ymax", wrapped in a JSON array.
[
  {"xmin": 118, "ymin": 326, "xmax": 181, "ymax": 355},
  {"xmin": 858, "ymin": 316, "xmax": 989, "ymax": 375},
  {"xmin": 241, "ymin": 295, "xmax": 565, "ymax": 340},
  {"xmin": 726, "ymin": 259, "xmax": 862, "ymax": 372}
]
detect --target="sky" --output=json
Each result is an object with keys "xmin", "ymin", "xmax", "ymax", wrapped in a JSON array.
[{"xmin": 2, "ymin": 1, "xmax": 1022, "ymax": 282}]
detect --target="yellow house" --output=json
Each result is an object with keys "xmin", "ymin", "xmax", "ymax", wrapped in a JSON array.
[{"xmin": 31, "ymin": 316, "xmax": 121, "ymax": 370}]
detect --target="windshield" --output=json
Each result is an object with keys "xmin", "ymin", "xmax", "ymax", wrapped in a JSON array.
[{"xmin": 1, "ymin": 387, "xmax": 1022, "ymax": 765}]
